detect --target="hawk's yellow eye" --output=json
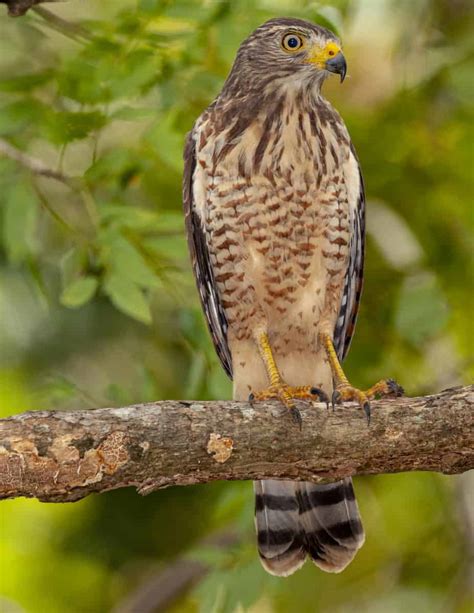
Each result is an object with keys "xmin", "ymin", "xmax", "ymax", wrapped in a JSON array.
[{"xmin": 282, "ymin": 33, "xmax": 304, "ymax": 52}]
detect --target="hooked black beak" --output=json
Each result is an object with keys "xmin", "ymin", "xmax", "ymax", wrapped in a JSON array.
[{"xmin": 325, "ymin": 52, "xmax": 347, "ymax": 83}]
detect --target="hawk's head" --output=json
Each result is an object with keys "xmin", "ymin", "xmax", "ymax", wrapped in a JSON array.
[{"xmin": 224, "ymin": 18, "xmax": 346, "ymax": 95}]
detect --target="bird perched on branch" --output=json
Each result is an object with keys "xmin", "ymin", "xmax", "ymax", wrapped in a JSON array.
[{"xmin": 183, "ymin": 17, "xmax": 402, "ymax": 576}]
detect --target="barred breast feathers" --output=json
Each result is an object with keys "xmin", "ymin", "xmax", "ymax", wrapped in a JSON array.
[
  {"xmin": 190, "ymin": 83, "xmax": 361, "ymax": 355},
  {"xmin": 193, "ymin": 85, "xmax": 353, "ymax": 189}
]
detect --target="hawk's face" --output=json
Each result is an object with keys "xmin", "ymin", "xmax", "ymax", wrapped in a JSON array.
[{"xmin": 230, "ymin": 18, "xmax": 346, "ymax": 92}]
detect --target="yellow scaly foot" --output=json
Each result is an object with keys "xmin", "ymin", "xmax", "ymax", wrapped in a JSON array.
[
  {"xmin": 249, "ymin": 332, "xmax": 329, "ymax": 428},
  {"xmin": 249, "ymin": 383, "xmax": 329, "ymax": 427},
  {"xmin": 321, "ymin": 333, "xmax": 403, "ymax": 425}
]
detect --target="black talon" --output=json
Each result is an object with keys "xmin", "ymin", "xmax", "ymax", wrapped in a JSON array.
[
  {"xmin": 290, "ymin": 407, "xmax": 302, "ymax": 430},
  {"xmin": 331, "ymin": 390, "xmax": 342, "ymax": 411},
  {"xmin": 363, "ymin": 401, "xmax": 371, "ymax": 426},
  {"xmin": 387, "ymin": 379, "xmax": 404, "ymax": 397},
  {"xmin": 248, "ymin": 392, "xmax": 255, "ymax": 405},
  {"xmin": 310, "ymin": 387, "xmax": 330, "ymax": 410}
]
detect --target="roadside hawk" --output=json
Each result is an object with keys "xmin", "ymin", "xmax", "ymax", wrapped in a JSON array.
[{"xmin": 183, "ymin": 17, "xmax": 402, "ymax": 576}]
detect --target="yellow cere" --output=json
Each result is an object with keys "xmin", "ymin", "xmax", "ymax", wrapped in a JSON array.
[{"xmin": 306, "ymin": 40, "xmax": 341, "ymax": 68}]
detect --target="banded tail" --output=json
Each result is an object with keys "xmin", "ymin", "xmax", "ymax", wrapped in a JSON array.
[{"xmin": 254, "ymin": 478, "xmax": 365, "ymax": 576}]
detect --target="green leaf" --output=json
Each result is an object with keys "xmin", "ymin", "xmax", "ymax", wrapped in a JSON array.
[
  {"xmin": 58, "ymin": 46, "xmax": 160, "ymax": 104},
  {"xmin": 110, "ymin": 106, "xmax": 155, "ymax": 121},
  {"xmin": 0, "ymin": 71, "xmax": 53, "ymax": 92},
  {"xmin": 194, "ymin": 570, "xmax": 227, "ymax": 613},
  {"xmin": 104, "ymin": 50, "xmax": 161, "ymax": 100},
  {"xmin": 193, "ymin": 561, "xmax": 263, "ymax": 613},
  {"xmin": 148, "ymin": 235, "xmax": 188, "ymax": 263},
  {"xmin": 60, "ymin": 276, "xmax": 98, "ymax": 308},
  {"xmin": 60, "ymin": 246, "xmax": 89, "ymax": 288},
  {"xmin": 155, "ymin": 211, "xmax": 184, "ymax": 232},
  {"xmin": 85, "ymin": 149, "xmax": 139, "ymax": 184},
  {"xmin": 395, "ymin": 273, "xmax": 449, "ymax": 344},
  {"xmin": 146, "ymin": 112, "xmax": 184, "ymax": 172},
  {"xmin": 100, "ymin": 231, "xmax": 161, "ymax": 289},
  {"xmin": 98, "ymin": 204, "xmax": 159, "ymax": 231},
  {"xmin": 0, "ymin": 99, "xmax": 47, "ymax": 136},
  {"xmin": 43, "ymin": 111, "xmax": 107, "ymax": 144},
  {"xmin": 57, "ymin": 39, "xmax": 122, "ymax": 104},
  {"xmin": 222, "ymin": 560, "xmax": 263, "ymax": 613},
  {"xmin": 138, "ymin": 0, "xmax": 163, "ymax": 13},
  {"xmin": 103, "ymin": 274, "xmax": 152, "ymax": 324},
  {"xmin": 2, "ymin": 182, "xmax": 37, "ymax": 262}
]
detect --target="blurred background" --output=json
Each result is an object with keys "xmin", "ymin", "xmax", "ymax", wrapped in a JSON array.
[{"xmin": 0, "ymin": 0, "xmax": 473, "ymax": 611}]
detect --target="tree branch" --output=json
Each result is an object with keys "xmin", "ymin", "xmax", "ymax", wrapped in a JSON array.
[
  {"xmin": 1, "ymin": 0, "xmax": 62, "ymax": 17},
  {"xmin": 0, "ymin": 385, "xmax": 472, "ymax": 503},
  {"xmin": 32, "ymin": 6, "xmax": 94, "ymax": 42},
  {"xmin": 0, "ymin": 138, "xmax": 73, "ymax": 185}
]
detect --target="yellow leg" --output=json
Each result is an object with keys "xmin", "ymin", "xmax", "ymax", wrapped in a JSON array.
[
  {"xmin": 249, "ymin": 332, "xmax": 329, "ymax": 427},
  {"xmin": 257, "ymin": 332, "xmax": 281, "ymax": 387},
  {"xmin": 320, "ymin": 332, "xmax": 403, "ymax": 425}
]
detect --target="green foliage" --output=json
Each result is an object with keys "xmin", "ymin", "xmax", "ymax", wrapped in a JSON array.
[
  {"xmin": 395, "ymin": 273, "xmax": 449, "ymax": 345},
  {"xmin": 104, "ymin": 272, "xmax": 152, "ymax": 323},
  {"xmin": 194, "ymin": 559, "xmax": 264, "ymax": 613},
  {"xmin": 60, "ymin": 276, "xmax": 98, "ymax": 307},
  {"xmin": 2, "ymin": 181, "xmax": 38, "ymax": 262},
  {"xmin": 0, "ymin": 0, "xmax": 472, "ymax": 612}
]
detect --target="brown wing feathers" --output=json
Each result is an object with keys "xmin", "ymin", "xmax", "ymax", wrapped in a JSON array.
[
  {"xmin": 183, "ymin": 131, "xmax": 233, "ymax": 378},
  {"xmin": 333, "ymin": 166, "xmax": 366, "ymax": 362}
]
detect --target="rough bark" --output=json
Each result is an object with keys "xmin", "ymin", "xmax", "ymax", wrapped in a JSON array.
[{"xmin": 0, "ymin": 385, "xmax": 472, "ymax": 503}]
